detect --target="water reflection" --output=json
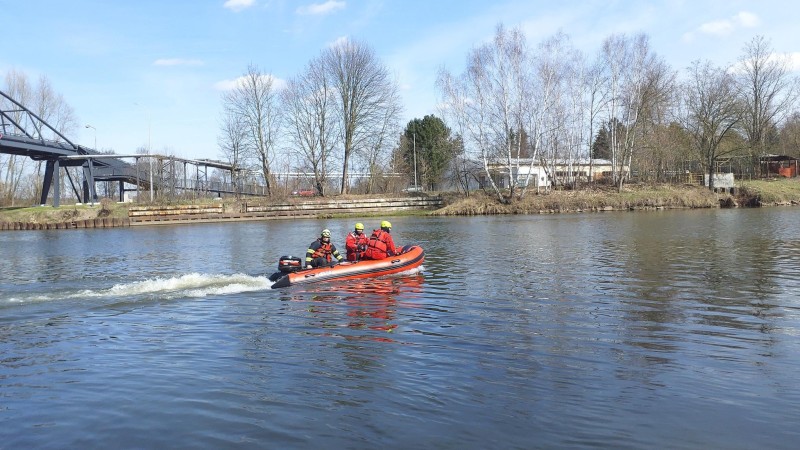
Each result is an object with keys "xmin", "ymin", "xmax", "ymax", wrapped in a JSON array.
[{"xmin": 298, "ymin": 274, "xmax": 424, "ymax": 342}]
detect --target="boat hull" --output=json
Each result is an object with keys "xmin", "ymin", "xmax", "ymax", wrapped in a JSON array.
[{"xmin": 270, "ymin": 245, "xmax": 424, "ymax": 289}]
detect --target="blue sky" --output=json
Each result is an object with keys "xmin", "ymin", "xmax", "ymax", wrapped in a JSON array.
[{"xmin": 2, "ymin": 0, "xmax": 798, "ymax": 161}]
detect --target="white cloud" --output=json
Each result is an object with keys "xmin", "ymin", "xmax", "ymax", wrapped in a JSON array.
[
  {"xmin": 684, "ymin": 10, "xmax": 760, "ymax": 41},
  {"xmin": 213, "ymin": 78, "xmax": 239, "ymax": 91},
  {"xmin": 697, "ymin": 19, "xmax": 734, "ymax": 36},
  {"xmin": 735, "ymin": 11, "xmax": 760, "ymax": 28},
  {"xmin": 153, "ymin": 58, "xmax": 204, "ymax": 67},
  {"xmin": 223, "ymin": 0, "xmax": 255, "ymax": 13},
  {"xmin": 790, "ymin": 52, "xmax": 800, "ymax": 72},
  {"xmin": 214, "ymin": 74, "xmax": 286, "ymax": 91},
  {"xmin": 327, "ymin": 35, "xmax": 349, "ymax": 48},
  {"xmin": 296, "ymin": 1, "xmax": 345, "ymax": 16}
]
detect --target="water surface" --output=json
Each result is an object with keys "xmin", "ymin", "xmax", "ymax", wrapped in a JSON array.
[{"xmin": 2, "ymin": 208, "xmax": 800, "ymax": 448}]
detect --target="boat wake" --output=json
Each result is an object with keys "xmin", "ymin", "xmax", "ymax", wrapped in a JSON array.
[
  {"xmin": 6, "ymin": 273, "xmax": 274, "ymax": 304},
  {"xmin": 101, "ymin": 273, "xmax": 274, "ymax": 299}
]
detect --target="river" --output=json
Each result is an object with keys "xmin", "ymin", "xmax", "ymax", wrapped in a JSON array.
[{"xmin": 2, "ymin": 208, "xmax": 800, "ymax": 449}]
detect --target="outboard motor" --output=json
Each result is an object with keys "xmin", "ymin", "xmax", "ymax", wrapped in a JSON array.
[{"xmin": 277, "ymin": 255, "xmax": 303, "ymax": 273}]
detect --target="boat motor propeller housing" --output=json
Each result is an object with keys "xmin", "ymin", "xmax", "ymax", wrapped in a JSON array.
[{"xmin": 278, "ymin": 255, "xmax": 303, "ymax": 273}]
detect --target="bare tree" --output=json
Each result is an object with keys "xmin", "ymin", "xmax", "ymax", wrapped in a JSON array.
[
  {"xmin": 438, "ymin": 26, "xmax": 684, "ymax": 196},
  {"xmin": 438, "ymin": 24, "xmax": 532, "ymax": 203},
  {"xmin": 778, "ymin": 112, "xmax": 800, "ymax": 157},
  {"xmin": 601, "ymin": 33, "xmax": 674, "ymax": 191},
  {"xmin": 359, "ymin": 97, "xmax": 400, "ymax": 194},
  {"xmin": 221, "ymin": 64, "xmax": 282, "ymax": 197},
  {"xmin": 561, "ymin": 46, "xmax": 590, "ymax": 188},
  {"xmin": 441, "ymin": 50, "xmax": 504, "ymax": 199},
  {"xmin": 1, "ymin": 71, "xmax": 78, "ymax": 206},
  {"xmin": 680, "ymin": 60, "xmax": 741, "ymax": 190},
  {"xmin": 494, "ymin": 25, "xmax": 531, "ymax": 200},
  {"xmin": 2, "ymin": 69, "xmax": 33, "ymax": 205},
  {"xmin": 218, "ymin": 111, "xmax": 249, "ymax": 197},
  {"xmin": 584, "ymin": 55, "xmax": 610, "ymax": 183},
  {"xmin": 521, "ymin": 31, "xmax": 576, "ymax": 194},
  {"xmin": 632, "ymin": 57, "xmax": 678, "ymax": 183},
  {"xmin": 321, "ymin": 39, "xmax": 401, "ymax": 194},
  {"xmin": 437, "ymin": 69, "xmax": 487, "ymax": 195},
  {"xmin": 281, "ymin": 59, "xmax": 338, "ymax": 196},
  {"xmin": 33, "ymin": 75, "xmax": 78, "ymax": 202},
  {"xmin": 735, "ymin": 35, "xmax": 800, "ymax": 169}
]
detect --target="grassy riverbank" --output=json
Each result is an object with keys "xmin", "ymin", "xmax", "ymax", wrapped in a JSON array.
[
  {"xmin": 0, "ymin": 198, "xmax": 130, "ymax": 225},
  {"xmin": 434, "ymin": 183, "xmax": 717, "ymax": 215},
  {"xmin": 1, "ymin": 179, "xmax": 799, "ymax": 225},
  {"xmin": 435, "ymin": 178, "xmax": 800, "ymax": 215}
]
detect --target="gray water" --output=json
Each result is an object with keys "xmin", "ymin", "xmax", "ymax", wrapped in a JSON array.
[{"xmin": 2, "ymin": 208, "xmax": 800, "ymax": 449}]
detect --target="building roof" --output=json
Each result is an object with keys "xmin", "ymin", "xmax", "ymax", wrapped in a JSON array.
[
  {"xmin": 760, "ymin": 154, "xmax": 799, "ymax": 162},
  {"xmin": 486, "ymin": 157, "xmax": 614, "ymax": 166}
]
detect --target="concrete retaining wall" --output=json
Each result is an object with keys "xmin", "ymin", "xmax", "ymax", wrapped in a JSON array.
[
  {"xmin": 128, "ymin": 204, "xmax": 224, "ymax": 217},
  {"xmin": 128, "ymin": 197, "xmax": 443, "ymax": 225},
  {"xmin": 1, "ymin": 197, "xmax": 443, "ymax": 230}
]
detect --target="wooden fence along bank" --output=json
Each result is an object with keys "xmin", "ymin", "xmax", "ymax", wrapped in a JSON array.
[{"xmin": 0, "ymin": 196, "xmax": 443, "ymax": 230}]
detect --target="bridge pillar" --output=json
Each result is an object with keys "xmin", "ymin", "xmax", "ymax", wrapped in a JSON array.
[
  {"xmin": 82, "ymin": 160, "xmax": 97, "ymax": 204},
  {"xmin": 40, "ymin": 160, "xmax": 54, "ymax": 205},
  {"xmin": 53, "ymin": 159, "xmax": 60, "ymax": 207},
  {"xmin": 40, "ymin": 159, "xmax": 62, "ymax": 207}
]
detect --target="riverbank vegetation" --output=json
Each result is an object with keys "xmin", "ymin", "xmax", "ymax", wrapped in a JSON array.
[
  {"xmin": 434, "ymin": 184, "xmax": 720, "ymax": 215},
  {"xmin": 435, "ymin": 178, "xmax": 800, "ymax": 215},
  {"xmin": 2, "ymin": 179, "xmax": 799, "ymax": 226}
]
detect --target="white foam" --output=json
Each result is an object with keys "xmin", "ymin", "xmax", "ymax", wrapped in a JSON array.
[
  {"xmin": 104, "ymin": 273, "xmax": 272, "ymax": 297},
  {"xmin": 6, "ymin": 273, "xmax": 273, "ymax": 304}
]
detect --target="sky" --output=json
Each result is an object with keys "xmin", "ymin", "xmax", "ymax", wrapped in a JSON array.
[{"xmin": 2, "ymin": 0, "xmax": 799, "ymax": 161}]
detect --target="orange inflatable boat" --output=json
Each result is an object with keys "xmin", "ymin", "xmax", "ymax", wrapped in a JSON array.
[{"xmin": 268, "ymin": 245, "xmax": 424, "ymax": 289}]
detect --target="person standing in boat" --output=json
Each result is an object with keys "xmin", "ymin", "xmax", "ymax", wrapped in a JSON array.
[
  {"xmin": 345, "ymin": 222, "xmax": 369, "ymax": 261},
  {"xmin": 363, "ymin": 220, "xmax": 401, "ymax": 260},
  {"xmin": 305, "ymin": 229, "xmax": 344, "ymax": 268}
]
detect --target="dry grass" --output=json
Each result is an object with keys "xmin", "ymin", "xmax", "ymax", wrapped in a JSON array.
[{"xmin": 433, "ymin": 183, "xmax": 725, "ymax": 216}]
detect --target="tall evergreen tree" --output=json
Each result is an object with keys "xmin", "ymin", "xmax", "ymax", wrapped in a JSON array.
[
  {"xmin": 592, "ymin": 125, "xmax": 610, "ymax": 159},
  {"xmin": 402, "ymin": 115, "xmax": 457, "ymax": 189}
]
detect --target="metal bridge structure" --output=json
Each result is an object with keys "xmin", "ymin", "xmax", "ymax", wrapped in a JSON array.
[{"xmin": 0, "ymin": 89, "xmax": 240, "ymax": 207}]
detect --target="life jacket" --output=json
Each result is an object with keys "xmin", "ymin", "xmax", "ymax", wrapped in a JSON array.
[
  {"xmin": 311, "ymin": 240, "xmax": 334, "ymax": 261},
  {"xmin": 364, "ymin": 229, "xmax": 393, "ymax": 260}
]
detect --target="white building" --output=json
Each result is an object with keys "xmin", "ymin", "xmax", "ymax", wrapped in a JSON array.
[
  {"xmin": 439, "ymin": 157, "xmax": 628, "ymax": 192},
  {"xmin": 485, "ymin": 158, "xmax": 623, "ymax": 189}
]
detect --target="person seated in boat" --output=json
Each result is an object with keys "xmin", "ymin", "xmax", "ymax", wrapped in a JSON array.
[
  {"xmin": 363, "ymin": 220, "xmax": 401, "ymax": 260},
  {"xmin": 305, "ymin": 229, "xmax": 344, "ymax": 269},
  {"xmin": 345, "ymin": 222, "xmax": 369, "ymax": 261}
]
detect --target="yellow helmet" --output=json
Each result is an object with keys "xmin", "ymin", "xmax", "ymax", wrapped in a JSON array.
[
  {"xmin": 355, "ymin": 222, "xmax": 364, "ymax": 231},
  {"xmin": 380, "ymin": 220, "xmax": 392, "ymax": 229},
  {"xmin": 321, "ymin": 229, "xmax": 331, "ymax": 238}
]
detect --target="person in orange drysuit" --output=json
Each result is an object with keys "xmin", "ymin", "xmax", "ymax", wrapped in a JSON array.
[
  {"xmin": 345, "ymin": 222, "xmax": 369, "ymax": 261},
  {"xmin": 363, "ymin": 220, "xmax": 402, "ymax": 260}
]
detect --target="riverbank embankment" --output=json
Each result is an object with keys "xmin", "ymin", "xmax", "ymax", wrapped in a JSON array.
[
  {"xmin": 1, "ymin": 179, "xmax": 799, "ymax": 230},
  {"xmin": 0, "ymin": 195, "xmax": 443, "ymax": 230}
]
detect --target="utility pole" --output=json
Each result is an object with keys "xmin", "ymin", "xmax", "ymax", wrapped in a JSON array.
[
  {"xmin": 134, "ymin": 102, "xmax": 154, "ymax": 202},
  {"xmin": 85, "ymin": 124, "xmax": 96, "ymax": 149},
  {"xmin": 413, "ymin": 133, "xmax": 418, "ymax": 189}
]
